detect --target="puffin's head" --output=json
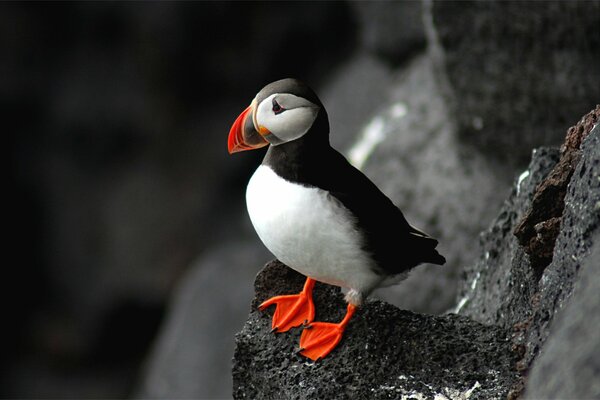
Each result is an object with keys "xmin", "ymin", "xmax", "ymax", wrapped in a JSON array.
[{"xmin": 228, "ymin": 78, "xmax": 324, "ymax": 154}]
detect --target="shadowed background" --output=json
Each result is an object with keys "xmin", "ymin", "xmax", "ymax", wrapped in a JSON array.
[{"xmin": 4, "ymin": 1, "xmax": 599, "ymax": 398}]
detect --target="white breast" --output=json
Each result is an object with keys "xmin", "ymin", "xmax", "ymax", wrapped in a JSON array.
[{"xmin": 246, "ymin": 165, "xmax": 381, "ymax": 295}]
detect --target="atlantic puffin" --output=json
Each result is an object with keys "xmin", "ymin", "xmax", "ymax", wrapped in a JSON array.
[{"xmin": 228, "ymin": 78, "xmax": 445, "ymax": 361}]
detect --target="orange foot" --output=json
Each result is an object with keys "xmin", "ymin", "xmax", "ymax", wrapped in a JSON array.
[
  {"xmin": 258, "ymin": 277, "xmax": 316, "ymax": 332},
  {"xmin": 299, "ymin": 303, "xmax": 357, "ymax": 361}
]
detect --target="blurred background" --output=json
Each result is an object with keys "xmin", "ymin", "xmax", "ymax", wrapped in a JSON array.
[{"xmin": 4, "ymin": 1, "xmax": 599, "ymax": 399}]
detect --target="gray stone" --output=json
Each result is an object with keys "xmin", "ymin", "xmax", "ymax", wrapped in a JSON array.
[
  {"xmin": 233, "ymin": 261, "xmax": 519, "ymax": 400},
  {"xmin": 458, "ymin": 123, "xmax": 599, "ymax": 328},
  {"xmin": 454, "ymin": 146, "xmax": 560, "ymax": 325},
  {"xmin": 455, "ymin": 120, "xmax": 600, "ymax": 396},
  {"xmin": 135, "ymin": 238, "xmax": 270, "ymax": 399},
  {"xmin": 524, "ymin": 232, "xmax": 600, "ymax": 400},
  {"xmin": 321, "ymin": 51, "xmax": 396, "ymax": 153},
  {"xmin": 351, "ymin": 1, "xmax": 426, "ymax": 65},
  {"xmin": 521, "ymin": 122, "xmax": 600, "ymax": 374},
  {"xmin": 426, "ymin": 0, "xmax": 600, "ymax": 167}
]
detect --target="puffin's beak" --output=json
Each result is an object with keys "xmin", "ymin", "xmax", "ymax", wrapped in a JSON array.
[{"xmin": 228, "ymin": 101, "xmax": 269, "ymax": 154}]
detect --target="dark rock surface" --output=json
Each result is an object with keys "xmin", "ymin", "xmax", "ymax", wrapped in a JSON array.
[
  {"xmin": 233, "ymin": 261, "xmax": 519, "ymax": 400},
  {"xmin": 457, "ymin": 120, "xmax": 599, "ymax": 320},
  {"xmin": 524, "ymin": 232, "xmax": 600, "ymax": 400},
  {"xmin": 136, "ymin": 238, "xmax": 269, "ymax": 399},
  {"xmin": 453, "ymin": 146, "xmax": 560, "ymax": 326},
  {"xmin": 350, "ymin": 1, "xmax": 426, "ymax": 65},
  {"xmin": 514, "ymin": 106, "xmax": 600, "ymax": 273},
  {"xmin": 428, "ymin": 1, "xmax": 600, "ymax": 167},
  {"xmin": 456, "ymin": 118, "xmax": 600, "ymax": 396}
]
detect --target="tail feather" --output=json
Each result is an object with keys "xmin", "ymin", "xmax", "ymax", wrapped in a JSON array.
[
  {"xmin": 409, "ymin": 231, "xmax": 446, "ymax": 265},
  {"xmin": 425, "ymin": 248, "xmax": 446, "ymax": 265}
]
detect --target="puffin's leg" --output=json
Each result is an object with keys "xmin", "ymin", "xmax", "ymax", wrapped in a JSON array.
[
  {"xmin": 258, "ymin": 277, "xmax": 316, "ymax": 332},
  {"xmin": 299, "ymin": 303, "xmax": 357, "ymax": 361}
]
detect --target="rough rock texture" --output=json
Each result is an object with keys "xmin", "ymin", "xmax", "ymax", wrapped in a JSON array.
[
  {"xmin": 453, "ymin": 147, "xmax": 560, "ymax": 326},
  {"xmin": 233, "ymin": 261, "xmax": 519, "ymax": 400},
  {"xmin": 514, "ymin": 106, "xmax": 600, "ymax": 273},
  {"xmin": 524, "ymin": 233, "xmax": 600, "ymax": 400},
  {"xmin": 428, "ymin": 1, "xmax": 600, "ymax": 167},
  {"xmin": 458, "ymin": 120, "xmax": 599, "ymax": 320},
  {"xmin": 456, "ymin": 119, "xmax": 600, "ymax": 396}
]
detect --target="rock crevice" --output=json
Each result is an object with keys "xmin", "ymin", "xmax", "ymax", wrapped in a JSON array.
[{"xmin": 514, "ymin": 105, "xmax": 600, "ymax": 274}]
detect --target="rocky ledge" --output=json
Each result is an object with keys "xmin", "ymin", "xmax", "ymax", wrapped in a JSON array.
[
  {"xmin": 232, "ymin": 107, "xmax": 599, "ymax": 399},
  {"xmin": 233, "ymin": 261, "xmax": 519, "ymax": 400}
]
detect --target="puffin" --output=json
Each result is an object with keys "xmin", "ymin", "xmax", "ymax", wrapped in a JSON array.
[{"xmin": 227, "ymin": 78, "xmax": 445, "ymax": 361}]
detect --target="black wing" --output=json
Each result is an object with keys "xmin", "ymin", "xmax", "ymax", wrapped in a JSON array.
[{"xmin": 273, "ymin": 145, "xmax": 446, "ymax": 275}]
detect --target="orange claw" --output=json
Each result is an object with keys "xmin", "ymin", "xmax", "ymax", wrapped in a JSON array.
[
  {"xmin": 259, "ymin": 277, "xmax": 316, "ymax": 332},
  {"xmin": 299, "ymin": 303, "xmax": 356, "ymax": 361}
]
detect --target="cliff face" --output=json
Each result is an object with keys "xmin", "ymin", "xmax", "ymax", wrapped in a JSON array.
[
  {"xmin": 456, "ymin": 109, "xmax": 600, "ymax": 381},
  {"xmin": 231, "ymin": 114, "xmax": 599, "ymax": 399}
]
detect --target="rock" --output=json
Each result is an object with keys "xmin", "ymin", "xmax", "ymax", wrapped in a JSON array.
[
  {"xmin": 321, "ymin": 51, "xmax": 396, "ymax": 153},
  {"xmin": 454, "ymin": 146, "xmax": 560, "ymax": 325},
  {"xmin": 455, "ymin": 114, "xmax": 600, "ymax": 396},
  {"xmin": 522, "ymin": 119, "xmax": 600, "ymax": 373},
  {"xmin": 328, "ymin": 1, "xmax": 600, "ymax": 316},
  {"xmin": 233, "ymin": 261, "xmax": 519, "ymax": 400},
  {"xmin": 514, "ymin": 106, "xmax": 600, "ymax": 273},
  {"xmin": 135, "ymin": 238, "xmax": 270, "ymax": 399},
  {"xmin": 427, "ymin": 1, "xmax": 600, "ymax": 167},
  {"xmin": 524, "ymin": 232, "xmax": 600, "ymax": 400},
  {"xmin": 350, "ymin": 1, "xmax": 426, "ymax": 65}
]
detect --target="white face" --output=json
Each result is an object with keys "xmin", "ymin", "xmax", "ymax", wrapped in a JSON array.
[{"xmin": 254, "ymin": 93, "xmax": 319, "ymax": 144}]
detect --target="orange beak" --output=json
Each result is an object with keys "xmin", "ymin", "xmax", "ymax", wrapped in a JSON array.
[{"xmin": 227, "ymin": 102, "xmax": 269, "ymax": 154}]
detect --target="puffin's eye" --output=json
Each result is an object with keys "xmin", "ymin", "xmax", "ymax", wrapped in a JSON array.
[{"xmin": 272, "ymin": 99, "xmax": 285, "ymax": 115}]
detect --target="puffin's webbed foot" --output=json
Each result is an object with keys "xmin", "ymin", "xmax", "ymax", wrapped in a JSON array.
[
  {"xmin": 299, "ymin": 303, "xmax": 356, "ymax": 361},
  {"xmin": 258, "ymin": 277, "xmax": 316, "ymax": 332}
]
